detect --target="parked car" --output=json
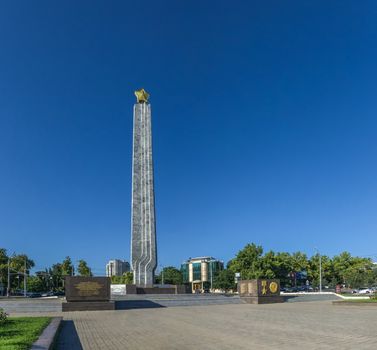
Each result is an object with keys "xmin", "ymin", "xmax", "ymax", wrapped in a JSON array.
[
  {"xmin": 11, "ymin": 290, "xmax": 25, "ymax": 296},
  {"xmin": 53, "ymin": 291, "xmax": 65, "ymax": 296},
  {"xmin": 26, "ymin": 292, "xmax": 42, "ymax": 298},
  {"xmin": 352, "ymin": 288, "xmax": 374, "ymax": 294},
  {"xmin": 357, "ymin": 288, "xmax": 374, "ymax": 294}
]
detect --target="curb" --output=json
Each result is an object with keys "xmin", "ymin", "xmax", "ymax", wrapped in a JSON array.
[
  {"xmin": 31, "ymin": 317, "xmax": 62, "ymax": 350},
  {"xmin": 332, "ymin": 301, "xmax": 377, "ymax": 306}
]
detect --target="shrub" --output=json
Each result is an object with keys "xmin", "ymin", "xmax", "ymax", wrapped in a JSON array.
[{"xmin": 0, "ymin": 308, "xmax": 8, "ymax": 323}]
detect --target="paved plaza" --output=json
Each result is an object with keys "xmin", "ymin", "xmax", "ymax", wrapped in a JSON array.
[
  {"xmin": 2, "ymin": 297, "xmax": 376, "ymax": 349},
  {"xmin": 57, "ymin": 301, "xmax": 376, "ymax": 350}
]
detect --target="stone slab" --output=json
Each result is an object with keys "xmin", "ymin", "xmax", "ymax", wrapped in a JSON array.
[
  {"xmin": 65, "ymin": 276, "xmax": 111, "ymax": 302},
  {"xmin": 62, "ymin": 301, "xmax": 115, "ymax": 312},
  {"xmin": 241, "ymin": 296, "xmax": 285, "ymax": 304},
  {"xmin": 31, "ymin": 317, "xmax": 62, "ymax": 350}
]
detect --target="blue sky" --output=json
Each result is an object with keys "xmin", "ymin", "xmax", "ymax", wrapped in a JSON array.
[{"xmin": 1, "ymin": 1, "xmax": 377, "ymax": 274}]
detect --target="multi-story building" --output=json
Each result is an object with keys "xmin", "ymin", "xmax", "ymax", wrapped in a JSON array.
[
  {"xmin": 181, "ymin": 256, "xmax": 224, "ymax": 293},
  {"xmin": 106, "ymin": 259, "xmax": 130, "ymax": 277}
]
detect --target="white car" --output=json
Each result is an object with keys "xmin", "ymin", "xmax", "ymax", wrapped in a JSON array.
[{"xmin": 357, "ymin": 288, "xmax": 374, "ymax": 294}]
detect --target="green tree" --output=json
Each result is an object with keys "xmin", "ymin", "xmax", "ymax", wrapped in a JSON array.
[
  {"xmin": 228, "ymin": 243, "xmax": 264, "ymax": 279},
  {"xmin": 255, "ymin": 251, "xmax": 295, "ymax": 286},
  {"xmin": 77, "ymin": 260, "xmax": 92, "ymax": 277},
  {"xmin": 27, "ymin": 275, "xmax": 45, "ymax": 292},
  {"xmin": 111, "ymin": 272, "xmax": 133, "ymax": 285},
  {"xmin": 34, "ymin": 270, "xmax": 52, "ymax": 292},
  {"xmin": 123, "ymin": 272, "xmax": 133, "ymax": 284},
  {"xmin": 0, "ymin": 249, "xmax": 9, "ymax": 292},
  {"xmin": 342, "ymin": 258, "xmax": 374, "ymax": 288},
  {"xmin": 213, "ymin": 269, "xmax": 236, "ymax": 292},
  {"xmin": 61, "ymin": 256, "xmax": 74, "ymax": 276},
  {"xmin": 0, "ymin": 250, "xmax": 35, "ymax": 293},
  {"xmin": 333, "ymin": 253, "xmax": 375, "ymax": 288},
  {"xmin": 259, "ymin": 251, "xmax": 278, "ymax": 279},
  {"xmin": 156, "ymin": 267, "xmax": 183, "ymax": 285},
  {"xmin": 9, "ymin": 253, "xmax": 35, "ymax": 291},
  {"xmin": 307, "ymin": 254, "xmax": 333, "ymax": 288},
  {"xmin": 332, "ymin": 252, "xmax": 353, "ymax": 285},
  {"xmin": 111, "ymin": 276, "xmax": 123, "ymax": 284},
  {"xmin": 286, "ymin": 252, "xmax": 309, "ymax": 287},
  {"xmin": 49, "ymin": 263, "xmax": 63, "ymax": 291}
]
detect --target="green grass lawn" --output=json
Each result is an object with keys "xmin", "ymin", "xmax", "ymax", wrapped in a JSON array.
[
  {"xmin": 0, "ymin": 317, "xmax": 51, "ymax": 350},
  {"xmin": 346, "ymin": 298, "xmax": 377, "ymax": 303}
]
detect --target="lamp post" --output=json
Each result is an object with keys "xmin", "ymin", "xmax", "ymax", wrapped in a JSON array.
[
  {"xmin": 24, "ymin": 258, "xmax": 27, "ymax": 297},
  {"xmin": 315, "ymin": 248, "xmax": 322, "ymax": 293},
  {"xmin": 7, "ymin": 258, "xmax": 10, "ymax": 297}
]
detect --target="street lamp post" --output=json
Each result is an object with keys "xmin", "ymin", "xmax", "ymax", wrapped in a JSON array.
[
  {"xmin": 319, "ymin": 251, "xmax": 322, "ymax": 293},
  {"xmin": 7, "ymin": 258, "xmax": 10, "ymax": 298},
  {"xmin": 315, "ymin": 248, "xmax": 322, "ymax": 293},
  {"xmin": 24, "ymin": 258, "xmax": 27, "ymax": 297}
]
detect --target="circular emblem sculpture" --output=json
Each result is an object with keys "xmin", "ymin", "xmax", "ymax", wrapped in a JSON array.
[{"xmin": 269, "ymin": 281, "xmax": 278, "ymax": 293}]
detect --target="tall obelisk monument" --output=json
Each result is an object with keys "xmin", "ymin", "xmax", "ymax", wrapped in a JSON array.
[{"xmin": 130, "ymin": 88, "xmax": 157, "ymax": 286}]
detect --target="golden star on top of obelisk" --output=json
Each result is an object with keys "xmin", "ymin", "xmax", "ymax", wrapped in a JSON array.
[{"xmin": 134, "ymin": 88, "xmax": 150, "ymax": 103}]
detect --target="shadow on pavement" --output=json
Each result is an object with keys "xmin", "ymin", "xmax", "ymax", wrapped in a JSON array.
[
  {"xmin": 115, "ymin": 300, "xmax": 166, "ymax": 310},
  {"xmin": 55, "ymin": 320, "xmax": 83, "ymax": 350}
]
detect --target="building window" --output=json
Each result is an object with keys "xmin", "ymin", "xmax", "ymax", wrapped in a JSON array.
[
  {"xmin": 181, "ymin": 264, "xmax": 189, "ymax": 283},
  {"xmin": 192, "ymin": 263, "xmax": 201, "ymax": 281}
]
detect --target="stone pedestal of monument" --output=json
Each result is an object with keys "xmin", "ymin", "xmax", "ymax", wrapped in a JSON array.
[
  {"xmin": 62, "ymin": 276, "xmax": 115, "ymax": 312},
  {"xmin": 238, "ymin": 279, "xmax": 284, "ymax": 304}
]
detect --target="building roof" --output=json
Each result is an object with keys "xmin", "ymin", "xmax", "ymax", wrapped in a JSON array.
[{"xmin": 182, "ymin": 256, "xmax": 222, "ymax": 263}]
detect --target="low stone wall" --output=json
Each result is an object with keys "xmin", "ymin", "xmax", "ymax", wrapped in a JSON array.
[
  {"xmin": 137, "ymin": 285, "xmax": 187, "ymax": 294},
  {"xmin": 111, "ymin": 284, "xmax": 137, "ymax": 295},
  {"xmin": 111, "ymin": 284, "xmax": 187, "ymax": 295}
]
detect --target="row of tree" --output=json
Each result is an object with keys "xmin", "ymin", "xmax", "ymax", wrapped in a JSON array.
[
  {"xmin": 213, "ymin": 243, "xmax": 377, "ymax": 291},
  {"xmin": 149, "ymin": 244, "xmax": 377, "ymax": 292},
  {"xmin": 0, "ymin": 248, "xmax": 93, "ymax": 294},
  {"xmin": 2, "ymin": 243, "xmax": 376, "ymax": 293}
]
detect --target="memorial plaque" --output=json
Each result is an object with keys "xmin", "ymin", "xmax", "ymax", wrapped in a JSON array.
[
  {"xmin": 65, "ymin": 276, "xmax": 110, "ymax": 302},
  {"xmin": 257, "ymin": 279, "xmax": 280, "ymax": 296},
  {"xmin": 63, "ymin": 276, "xmax": 114, "ymax": 311},
  {"xmin": 238, "ymin": 279, "xmax": 284, "ymax": 304}
]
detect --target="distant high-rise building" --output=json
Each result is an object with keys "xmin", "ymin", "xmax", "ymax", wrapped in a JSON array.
[{"xmin": 106, "ymin": 259, "xmax": 130, "ymax": 277}]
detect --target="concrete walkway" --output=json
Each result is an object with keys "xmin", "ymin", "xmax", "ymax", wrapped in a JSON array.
[{"xmin": 53, "ymin": 301, "xmax": 377, "ymax": 350}]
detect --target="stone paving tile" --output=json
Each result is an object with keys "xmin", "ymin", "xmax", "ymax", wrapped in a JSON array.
[{"xmin": 50, "ymin": 301, "xmax": 377, "ymax": 350}]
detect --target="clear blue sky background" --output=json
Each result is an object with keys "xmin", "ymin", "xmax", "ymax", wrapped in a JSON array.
[{"xmin": 1, "ymin": 1, "xmax": 377, "ymax": 274}]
